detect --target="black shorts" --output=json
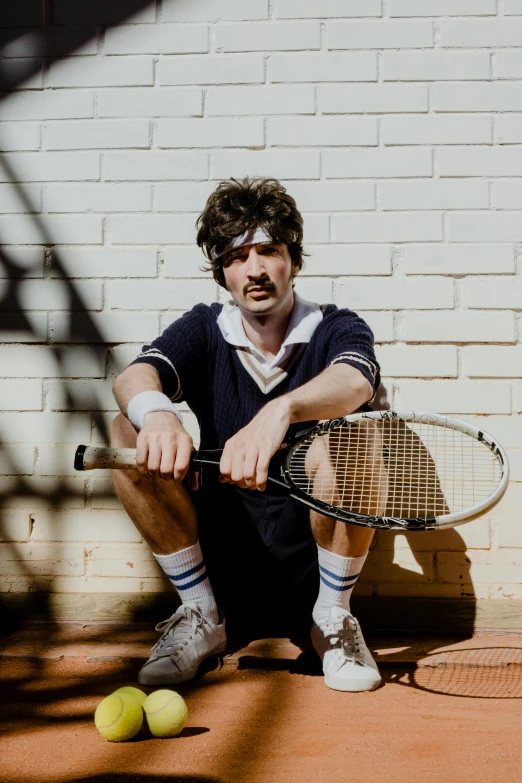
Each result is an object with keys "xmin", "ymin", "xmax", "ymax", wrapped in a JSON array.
[{"xmin": 190, "ymin": 475, "xmax": 319, "ymax": 629}]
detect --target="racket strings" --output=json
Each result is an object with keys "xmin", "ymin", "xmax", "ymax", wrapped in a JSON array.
[{"xmin": 288, "ymin": 420, "xmax": 502, "ymax": 519}]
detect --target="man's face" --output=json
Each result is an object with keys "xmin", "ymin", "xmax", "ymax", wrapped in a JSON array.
[{"xmin": 222, "ymin": 242, "xmax": 298, "ymax": 315}]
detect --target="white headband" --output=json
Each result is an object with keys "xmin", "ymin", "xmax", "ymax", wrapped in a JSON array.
[{"xmin": 210, "ymin": 226, "xmax": 273, "ymax": 261}]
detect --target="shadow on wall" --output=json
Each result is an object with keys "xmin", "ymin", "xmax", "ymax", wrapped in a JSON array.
[{"xmin": 0, "ymin": 0, "xmax": 474, "ymax": 641}]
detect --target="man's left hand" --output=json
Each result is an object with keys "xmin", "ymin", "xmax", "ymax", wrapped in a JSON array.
[{"xmin": 219, "ymin": 398, "xmax": 293, "ymax": 491}]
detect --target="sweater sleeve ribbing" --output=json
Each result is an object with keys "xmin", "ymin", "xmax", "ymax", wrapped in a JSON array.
[
  {"xmin": 128, "ymin": 304, "xmax": 210, "ymax": 402},
  {"xmin": 324, "ymin": 310, "xmax": 380, "ymax": 400}
]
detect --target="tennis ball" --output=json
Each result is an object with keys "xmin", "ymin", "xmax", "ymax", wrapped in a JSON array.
[
  {"xmin": 143, "ymin": 689, "xmax": 188, "ymax": 739},
  {"xmin": 112, "ymin": 686, "xmax": 147, "ymax": 707},
  {"xmin": 94, "ymin": 691, "xmax": 143, "ymax": 742}
]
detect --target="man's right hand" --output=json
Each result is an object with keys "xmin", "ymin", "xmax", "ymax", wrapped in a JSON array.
[{"xmin": 136, "ymin": 411, "xmax": 197, "ymax": 488}]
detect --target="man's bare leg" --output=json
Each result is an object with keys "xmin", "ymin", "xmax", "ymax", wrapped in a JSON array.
[
  {"xmin": 110, "ymin": 413, "xmax": 226, "ymax": 686},
  {"xmin": 110, "ymin": 413, "xmax": 198, "ymax": 555}
]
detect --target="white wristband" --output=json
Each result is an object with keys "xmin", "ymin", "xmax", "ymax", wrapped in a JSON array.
[{"xmin": 127, "ymin": 390, "xmax": 184, "ymax": 431}]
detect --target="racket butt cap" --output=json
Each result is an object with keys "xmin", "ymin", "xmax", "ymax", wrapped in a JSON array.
[{"xmin": 74, "ymin": 445, "xmax": 87, "ymax": 471}]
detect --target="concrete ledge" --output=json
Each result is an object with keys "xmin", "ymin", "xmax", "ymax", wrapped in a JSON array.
[{"xmin": 1, "ymin": 593, "xmax": 521, "ymax": 633}]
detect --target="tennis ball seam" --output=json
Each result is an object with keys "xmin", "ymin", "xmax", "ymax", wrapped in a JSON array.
[
  {"xmin": 145, "ymin": 696, "xmax": 184, "ymax": 717},
  {"xmin": 97, "ymin": 694, "xmax": 125, "ymax": 730}
]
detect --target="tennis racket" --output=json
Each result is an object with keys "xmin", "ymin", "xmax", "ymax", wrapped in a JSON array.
[{"xmin": 74, "ymin": 410, "xmax": 509, "ymax": 532}]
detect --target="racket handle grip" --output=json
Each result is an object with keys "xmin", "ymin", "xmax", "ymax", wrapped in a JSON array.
[{"xmin": 75, "ymin": 445, "xmax": 137, "ymax": 471}]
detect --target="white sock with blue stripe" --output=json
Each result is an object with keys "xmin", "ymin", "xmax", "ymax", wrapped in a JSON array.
[
  {"xmin": 153, "ymin": 540, "xmax": 219, "ymax": 625},
  {"xmin": 312, "ymin": 546, "xmax": 368, "ymax": 626}
]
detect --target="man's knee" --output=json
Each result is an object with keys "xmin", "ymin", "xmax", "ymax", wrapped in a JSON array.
[{"xmin": 110, "ymin": 412, "xmax": 138, "ymax": 448}]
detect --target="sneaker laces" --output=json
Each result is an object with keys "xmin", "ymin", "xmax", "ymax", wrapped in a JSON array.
[
  {"xmin": 323, "ymin": 612, "xmax": 365, "ymax": 664},
  {"xmin": 151, "ymin": 604, "xmax": 204, "ymax": 659}
]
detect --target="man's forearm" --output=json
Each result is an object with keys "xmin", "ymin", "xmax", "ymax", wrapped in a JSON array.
[
  {"xmin": 281, "ymin": 364, "xmax": 373, "ymax": 425},
  {"xmin": 113, "ymin": 364, "xmax": 162, "ymax": 416}
]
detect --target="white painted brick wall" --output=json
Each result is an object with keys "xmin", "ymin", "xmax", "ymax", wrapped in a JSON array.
[{"xmin": 2, "ymin": 3, "xmax": 522, "ymax": 602}]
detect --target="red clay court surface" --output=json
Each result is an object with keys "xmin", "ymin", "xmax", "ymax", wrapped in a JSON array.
[{"xmin": 1, "ymin": 625, "xmax": 522, "ymax": 783}]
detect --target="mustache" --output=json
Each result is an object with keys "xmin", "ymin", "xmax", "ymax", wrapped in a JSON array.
[{"xmin": 243, "ymin": 279, "xmax": 275, "ymax": 295}]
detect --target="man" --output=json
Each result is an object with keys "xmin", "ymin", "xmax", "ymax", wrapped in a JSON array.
[{"xmin": 111, "ymin": 177, "xmax": 381, "ymax": 692}]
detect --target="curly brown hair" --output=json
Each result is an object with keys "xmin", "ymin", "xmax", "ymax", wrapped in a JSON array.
[{"xmin": 196, "ymin": 177, "xmax": 305, "ymax": 288}]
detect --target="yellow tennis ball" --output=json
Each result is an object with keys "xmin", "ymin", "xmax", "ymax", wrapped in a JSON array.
[
  {"xmin": 112, "ymin": 686, "xmax": 147, "ymax": 707},
  {"xmin": 94, "ymin": 692, "xmax": 143, "ymax": 742},
  {"xmin": 143, "ymin": 689, "xmax": 188, "ymax": 739}
]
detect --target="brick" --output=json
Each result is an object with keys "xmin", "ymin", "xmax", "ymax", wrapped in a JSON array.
[
  {"xmin": 271, "ymin": 117, "xmax": 377, "ymax": 146},
  {"xmin": 437, "ymin": 548, "xmax": 522, "ymax": 583},
  {"xmin": 31, "ymin": 510, "xmax": 141, "ymax": 543},
  {"xmin": 89, "ymin": 544, "xmax": 160, "ymax": 577},
  {"xmin": 300, "ymin": 214, "xmax": 330, "ymax": 243},
  {"xmin": 0, "ymin": 380, "xmax": 42, "ymax": 411},
  {"xmin": 110, "ymin": 345, "xmax": 151, "ymax": 376},
  {"xmin": 362, "ymin": 312, "xmax": 394, "ymax": 343},
  {"xmin": 327, "ymin": 20, "xmax": 433, "ymax": 49},
  {"xmin": 440, "ymin": 19, "xmax": 522, "ymax": 47},
  {"xmin": 465, "ymin": 415, "xmax": 522, "ymax": 450},
  {"xmin": 0, "ymin": 513, "xmax": 32, "ymax": 543},
  {"xmin": 276, "ymin": 0, "xmax": 382, "ymax": 17},
  {"xmin": 46, "ymin": 183, "xmax": 152, "ymax": 213},
  {"xmin": 107, "ymin": 280, "xmax": 217, "ymax": 310},
  {"xmin": 51, "ymin": 312, "xmax": 159, "ymax": 344},
  {"xmin": 163, "ymin": 247, "xmax": 209, "ymax": 277},
  {"xmin": 98, "ymin": 88, "xmax": 202, "ymax": 118},
  {"xmin": 498, "ymin": 514, "xmax": 522, "ymax": 549},
  {"xmin": 465, "ymin": 346, "xmax": 522, "ymax": 378},
  {"xmin": 401, "ymin": 312, "xmax": 515, "ymax": 343},
  {"xmin": 433, "ymin": 82, "xmax": 522, "ymax": 113},
  {"xmin": 104, "ymin": 151, "xmax": 208, "ymax": 181},
  {"xmin": 402, "ymin": 245, "xmax": 514, "ymax": 275},
  {"xmin": 0, "ymin": 447, "xmax": 35, "ymax": 476},
  {"xmin": 104, "ymin": 24, "xmax": 208, "ymax": 55},
  {"xmin": 155, "ymin": 182, "xmax": 216, "ymax": 212},
  {"xmin": 383, "ymin": 51, "xmax": 489, "ymax": 81},
  {"xmin": 215, "ymin": 22, "xmax": 320, "ymax": 52},
  {"xmin": 496, "ymin": 116, "xmax": 522, "ymax": 145},
  {"xmin": 207, "ymin": 85, "xmax": 314, "ymax": 116},
  {"xmin": 0, "ymin": 91, "xmax": 94, "ymax": 121},
  {"xmin": 381, "ymin": 181, "xmax": 489, "ymax": 210},
  {"xmin": 0, "ymin": 345, "xmax": 106, "ymax": 379},
  {"xmin": 163, "ymin": 0, "xmax": 268, "ymax": 21},
  {"xmin": 1, "ymin": 152, "xmax": 99, "ymax": 183},
  {"xmin": 0, "ymin": 59, "xmax": 44, "ymax": 90},
  {"xmin": 301, "ymin": 245, "xmax": 390, "ymax": 275},
  {"xmin": 495, "ymin": 51, "xmax": 522, "ymax": 79},
  {"xmin": 47, "ymin": 382, "xmax": 117, "ymax": 414},
  {"xmin": 322, "ymin": 84, "xmax": 428, "ymax": 114},
  {"xmin": 464, "ymin": 277, "xmax": 522, "ymax": 309},
  {"xmin": 50, "ymin": 248, "xmax": 157, "ymax": 278},
  {"xmin": 505, "ymin": 0, "xmax": 522, "ymax": 11},
  {"xmin": 282, "ymin": 182, "xmax": 376, "ymax": 211},
  {"xmin": 110, "ymin": 215, "xmax": 197, "ymax": 245},
  {"xmin": 395, "ymin": 381, "xmax": 511, "ymax": 415},
  {"xmin": 0, "ymin": 247, "xmax": 44, "ymax": 277},
  {"xmin": 0, "ymin": 475, "xmax": 85, "ymax": 509},
  {"xmin": 361, "ymin": 550, "xmax": 434, "ymax": 582},
  {"xmin": 45, "ymin": 120, "xmax": 150, "ymax": 151},
  {"xmin": 1, "ymin": 28, "xmax": 97, "ymax": 58},
  {"xmin": 293, "ymin": 277, "xmax": 333, "ymax": 303},
  {"xmin": 91, "ymin": 479, "xmax": 122, "ymax": 509},
  {"xmin": 0, "ymin": 0, "xmax": 43, "ymax": 25},
  {"xmin": 378, "ymin": 345, "xmax": 458, "ymax": 378},
  {"xmin": 270, "ymin": 53, "xmax": 377, "ymax": 82},
  {"xmin": 0, "ymin": 122, "xmax": 40, "ymax": 151},
  {"xmin": 325, "ymin": 148, "xmax": 431, "ymax": 179},
  {"xmin": 158, "ymin": 118, "xmax": 264, "ymax": 148},
  {"xmin": 38, "ymin": 445, "xmax": 93, "ymax": 476},
  {"xmin": 332, "ymin": 213, "xmax": 442, "ymax": 243},
  {"xmin": 0, "ymin": 543, "xmax": 85, "ymax": 576},
  {"xmin": 336, "ymin": 277, "xmax": 452, "ymax": 310},
  {"xmin": 513, "ymin": 383, "xmax": 522, "ymax": 414},
  {"xmin": 0, "ymin": 216, "xmax": 102, "ymax": 245},
  {"xmin": 0, "ymin": 185, "xmax": 40, "ymax": 213},
  {"xmin": 160, "ymin": 55, "xmax": 264, "ymax": 86},
  {"xmin": 390, "ymin": 0, "xmax": 495, "ymax": 15},
  {"xmin": 50, "ymin": 57, "xmax": 153, "ymax": 88},
  {"xmin": 53, "ymin": 0, "xmax": 155, "ymax": 24},
  {"xmin": 449, "ymin": 213, "xmax": 522, "ymax": 242},
  {"xmin": 385, "ymin": 516, "xmax": 491, "ymax": 551},
  {"xmin": 0, "ymin": 412, "xmax": 91, "ymax": 443},
  {"xmin": 0, "ymin": 313, "xmax": 48, "ymax": 344},
  {"xmin": 440, "ymin": 147, "xmax": 522, "ymax": 177},
  {"xmin": 382, "ymin": 115, "xmax": 491, "ymax": 145},
  {"xmin": 212, "ymin": 149, "xmax": 320, "ymax": 180}
]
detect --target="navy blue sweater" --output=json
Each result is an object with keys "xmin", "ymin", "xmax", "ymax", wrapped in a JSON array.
[{"xmin": 130, "ymin": 302, "xmax": 380, "ymax": 450}]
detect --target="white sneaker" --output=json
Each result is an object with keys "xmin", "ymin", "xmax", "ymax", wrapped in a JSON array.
[
  {"xmin": 138, "ymin": 602, "xmax": 227, "ymax": 686},
  {"xmin": 311, "ymin": 606, "xmax": 381, "ymax": 692}
]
